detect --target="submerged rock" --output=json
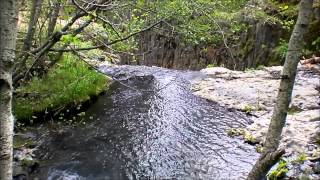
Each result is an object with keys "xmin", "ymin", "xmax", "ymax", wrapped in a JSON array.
[
  {"xmin": 313, "ymin": 162, "xmax": 320, "ymax": 174},
  {"xmin": 13, "ymin": 133, "xmax": 40, "ymax": 179}
]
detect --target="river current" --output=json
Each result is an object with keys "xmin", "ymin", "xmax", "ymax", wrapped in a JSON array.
[{"xmin": 33, "ymin": 65, "xmax": 258, "ymax": 179}]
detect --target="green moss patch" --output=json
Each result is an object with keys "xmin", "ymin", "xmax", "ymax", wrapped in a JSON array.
[
  {"xmin": 267, "ymin": 159, "xmax": 288, "ymax": 180},
  {"xmin": 227, "ymin": 128, "xmax": 260, "ymax": 145},
  {"xmin": 13, "ymin": 53, "xmax": 110, "ymax": 121},
  {"xmin": 292, "ymin": 153, "xmax": 307, "ymax": 165},
  {"xmin": 287, "ymin": 105, "xmax": 303, "ymax": 115},
  {"xmin": 13, "ymin": 135, "xmax": 36, "ymax": 149}
]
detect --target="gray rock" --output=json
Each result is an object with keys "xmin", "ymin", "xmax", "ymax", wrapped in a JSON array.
[
  {"xmin": 313, "ymin": 162, "xmax": 320, "ymax": 174},
  {"xmin": 193, "ymin": 66, "xmax": 320, "ymax": 155},
  {"xmin": 13, "ymin": 163, "xmax": 27, "ymax": 180},
  {"xmin": 300, "ymin": 163, "xmax": 313, "ymax": 174}
]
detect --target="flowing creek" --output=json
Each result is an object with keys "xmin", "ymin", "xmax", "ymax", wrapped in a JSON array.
[{"xmin": 31, "ymin": 65, "xmax": 259, "ymax": 179}]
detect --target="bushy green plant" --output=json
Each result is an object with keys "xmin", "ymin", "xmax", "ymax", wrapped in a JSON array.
[
  {"xmin": 251, "ymin": 10, "xmax": 282, "ymax": 25},
  {"xmin": 243, "ymin": 104, "xmax": 254, "ymax": 113},
  {"xmin": 287, "ymin": 105, "xmax": 303, "ymax": 115},
  {"xmin": 256, "ymin": 65, "xmax": 265, "ymax": 70},
  {"xmin": 14, "ymin": 53, "xmax": 109, "ymax": 121},
  {"xmin": 292, "ymin": 153, "xmax": 307, "ymax": 164},
  {"xmin": 274, "ymin": 39, "xmax": 289, "ymax": 61},
  {"xmin": 244, "ymin": 67, "xmax": 256, "ymax": 72},
  {"xmin": 311, "ymin": 37, "xmax": 320, "ymax": 51},
  {"xmin": 206, "ymin": 64, "xmax": 216, "ymax": 68},
  {"xmin": 140, "ymin": 0, "xmax": 250, "ymax": 45},
  {"xmin": 267, "ymin": 159, "xmax": 288, "ymax": 180}
]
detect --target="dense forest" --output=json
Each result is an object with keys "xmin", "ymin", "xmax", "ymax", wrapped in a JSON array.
[{"xmin": 0, "ymin": 0, "xmax": 319, "ymax": 179}]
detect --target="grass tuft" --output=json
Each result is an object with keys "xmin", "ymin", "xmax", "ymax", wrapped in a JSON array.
[{"xmin": 14, "ymin": 53, "xmax": 109, "ymax": 121}]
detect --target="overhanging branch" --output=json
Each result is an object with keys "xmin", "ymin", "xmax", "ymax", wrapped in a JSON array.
[
  {"xmin": 49, "ymin": 20, "xmax": 163, "ymax": 52},
  {"xmin": 72, "ymin": 0, "xmax": 121, "ymax": 37}
]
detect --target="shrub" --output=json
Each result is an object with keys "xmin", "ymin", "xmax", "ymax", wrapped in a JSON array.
[{"xmin": 267, "ymin": 159, "xmax": 288, "ymax": 180}]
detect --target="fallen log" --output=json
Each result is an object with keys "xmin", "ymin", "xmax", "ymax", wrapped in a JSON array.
[{"xmin": 300, "ymin": 56, "xmax": 320, "ymax": 64}]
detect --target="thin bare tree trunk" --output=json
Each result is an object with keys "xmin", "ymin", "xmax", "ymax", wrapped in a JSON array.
[
  {"xmin": 47, "ymin": 0, "xmax": 61, "ymax": 37},
  {"xmin": 23, "ymin": 0, "xmax": 43, "ymax": 52},
  {"xmin": 13, "ymin": 10, "xmax": 87, "ymax": 84},
  {"xmin": 247, "ymin": 0, "xmax": 314, "ymax": 179},
  {"xmin": 13, "ymin": 0, "xmax": 42, "ymax": 84},
  {"xmin": 0, "ymin": 0, "xmax": 18, "ymax": 179}
]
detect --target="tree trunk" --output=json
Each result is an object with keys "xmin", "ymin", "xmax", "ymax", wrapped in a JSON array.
[
  {"xmin": 23, "ymin": 0, "xmax": 43, "ymax": 52},
  {"xmin": 0, "ymin": 0, "xmax": 18, "ymax": 179},
  {"xmin": 247, "ymin": 0, "xmax": 314, "ymax": 179},
  {"xmin": 47, "ymin": 0, "xmax": 61, "ymax": 37},
  {"xmin": 13, "ymin": 10, "xmax": 87, "ymax": 84},
  {"xmin": 13, "ymin": 0, "xmax": 42, "ymax": 84}
]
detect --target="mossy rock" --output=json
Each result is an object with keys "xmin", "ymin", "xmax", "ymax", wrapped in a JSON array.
[
  {"xmin": 227, "ymin": 128, "xmax": 260, "ymax": 145},
  {"xmin": 13, "ymin": 135, "xmax": 36, "ymax": 149},
  {"xmin": 267, "ymin": 159, "xmax": 288, "ymax": 180},
  {"xmin": 20, "ymin": 158, "xmax": 37, "ymax": 168},
  {"xmin": 227, "ymin": 128, "xmax": 246, "ymax": 137},
  {"xmin": 291, "ymin": 153, "xmax": 307, "ymax": 165},
  {"xmin": 287, "ymin": 105, "xmax": 303, "ymax": 115},
  {"xmin": 243, "ymin": 132, "xmax": 259, "ymax": 145}
]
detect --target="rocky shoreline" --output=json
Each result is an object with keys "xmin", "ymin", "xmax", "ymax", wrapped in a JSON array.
[
  {"xmin": 11, "ymin": 64, "xmax": 319, "ymax": 179},
  {"xmin": 192, "ymin": 65, "xmax": 320, "ymax": 178}
]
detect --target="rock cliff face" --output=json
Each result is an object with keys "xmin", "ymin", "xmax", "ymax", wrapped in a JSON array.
[
  {"xmin": 117, "ymin": 2, "xmax": 320, "ymax": 71},
  {"xmin": 120, "ymin": 31, "xmax": 209, "ymax": 70},
  {"xmin": 235, "ymin": 21, "xmax": 282, "ymax": 69},
  {"xmin": 119, "ymin": 19, "xmax": 282, "ymax": 70}
]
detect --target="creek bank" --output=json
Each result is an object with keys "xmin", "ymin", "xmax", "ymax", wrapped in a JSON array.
[
  {"xmin": 13, "ymin": 53, "xmax": 109, "ymax": 121},
  {"xmin": 12, "ymin": 94, "xmax": 108, "ymax": 180},
  {"xmin": 12, "ymin": 94, "xmax": 113, "ymax": 180},
  {"xmin": 12, "ymin": 64, "xmax": 259, "ymax": 179},
  {"xmin": 12, "ymin": 54, "xmax": 112, "ymax": 179},
  {"xmin": 192, "ymin": 65, "xmax": 320, "ymax": 178}
]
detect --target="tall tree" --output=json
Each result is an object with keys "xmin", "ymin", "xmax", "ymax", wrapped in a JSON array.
[
  {"xmin": 14, "ymin": 0, "xmax": 43, "ymax": 82},
  {"xmin": 247, "ymin": 0, "xmax": 314, "ymax": 179},
  {"xmin": 0, "ymin": 0, "xmax": 19, "ymax": 179},
  {"xmin": 47, "ymin": 0, "xmax": 61, "ymax": 37},
  {"xmin": 23, "ymin": 0, "xmax": 43, "ymax": 52}
]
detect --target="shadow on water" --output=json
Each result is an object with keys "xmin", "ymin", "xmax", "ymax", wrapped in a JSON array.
[{"xmin": 33, "ymin": 65, "xmax": 259, "ymax": 180}]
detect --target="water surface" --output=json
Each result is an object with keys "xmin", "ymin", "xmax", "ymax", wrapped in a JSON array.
[{"xmin": 34, "ymin": 65, "xmax": 258, "ymax": 179}]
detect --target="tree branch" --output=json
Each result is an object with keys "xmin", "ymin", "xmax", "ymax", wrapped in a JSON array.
[
  {"xmin": 300, "ymin": 56, "xmax": 320, "ymax": 64},
  {"xmin": 247, "ymin": 149, "xmax": 285, "ymax": 180},
  {"xmin": 49, "ymin": 20, "xmax": 163, "ymax": 52},
  {"xmin": 72, "ymin": 0, "xmax": 121, "ymax": 37}
]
